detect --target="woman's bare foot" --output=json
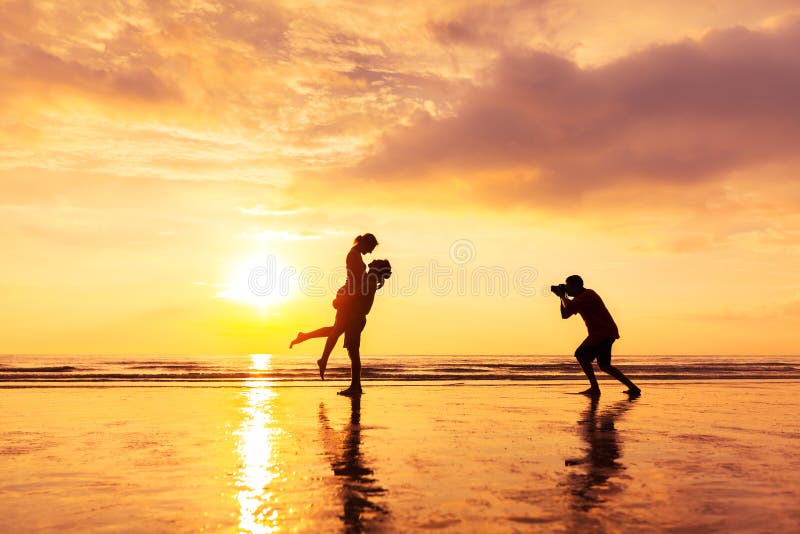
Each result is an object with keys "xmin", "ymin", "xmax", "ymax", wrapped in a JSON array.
[
  {"xmin": 316, "ymin": 358, "xmax": 326, "ymax": 380},
  {"xmin": 289, "ymin": 332, "xmax": 305, "ymax": 349},
  {"xmin": 579, "ymin": 387, "xmax": 601, "ymax": 396},
  {"xmin": 625, "ymin": 387, "xmax": 641, "ymax": 397},
  {"xmin": 337, "ymin": 387, "xmax": 362, "ymax": 397}
]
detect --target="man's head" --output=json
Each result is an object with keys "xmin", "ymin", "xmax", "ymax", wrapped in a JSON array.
[
  {"xmin": 368, "ymin": 259, "xmax": 392, "ymax": 288},
  {"xmin": 565, "ymin": 274, "xmax": 584, "ymax": 297}
]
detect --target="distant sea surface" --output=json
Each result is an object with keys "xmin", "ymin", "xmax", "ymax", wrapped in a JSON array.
[{"xmin": 1, "ymin": 354, "xmax": 798, "ymax": 385}]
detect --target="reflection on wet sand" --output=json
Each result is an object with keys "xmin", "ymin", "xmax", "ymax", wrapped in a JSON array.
[
  {"xmin": 565, "ymin": 396, "xmax": 638, "ymax": 526},
  {"xmin": 235, "ymin": 354, "xmax": 282, "ymax": 533},
  {"xmin": 319, "ymin": 396, "xmax": 390, "ymax": 532}
]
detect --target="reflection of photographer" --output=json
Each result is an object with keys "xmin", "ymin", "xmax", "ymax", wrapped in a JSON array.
[{"xmin": 552, "ymin": 275, "xmax": 640, "ymax": 396}]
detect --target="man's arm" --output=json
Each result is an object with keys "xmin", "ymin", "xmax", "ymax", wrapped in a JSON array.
[
  {"xmin": 560, "ymin": 295, "xmax": 571, "ymax": 319},
  {"xmin": 560, "ymin": 289, "xmax": 585, "ymax": 319}
]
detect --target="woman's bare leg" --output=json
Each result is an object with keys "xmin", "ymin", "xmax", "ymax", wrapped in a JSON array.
[
  {"xmin": 317, "ymin": 324, "xmax": 346, "ymax": 380},
  {"xmin": 290, "ymin": 326, "xmax": 334, "ymax": 348}
]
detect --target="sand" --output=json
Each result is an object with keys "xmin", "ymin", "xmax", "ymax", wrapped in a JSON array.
[{"xmin": 1, "ymin": 380, "xmax": 799, "ymax": 532}]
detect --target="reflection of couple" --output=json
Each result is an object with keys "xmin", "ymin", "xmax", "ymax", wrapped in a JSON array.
[
  {"xmin": 290, "ymin": 233, "xmax": 391, "ymax": 396},
  {"xmin": 319, "ymin": 396, "xmax": 389, "ymax": 531}
]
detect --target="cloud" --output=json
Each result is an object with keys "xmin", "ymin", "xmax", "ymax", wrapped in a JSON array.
[
  {"xmin": 428, "ymin": 0, "xmax": 555, "ymax": 48},
  {"xmin": 186, "ymin": 0, "xmax": 289, "ymax": 52},
  {"xmin": 0, "ymin": 1, "xmax": 291, "ymax": 123},
  {"xmin": 0, "ymin": 1, "xmax": 471, "ymax": 182},
  {"xmin": 356, "ymin": 19, "xmax": 800, "ymax": 204},
  {"xmin": 0, "ymin": 38, "xmax": 180, "ymax": 104}
]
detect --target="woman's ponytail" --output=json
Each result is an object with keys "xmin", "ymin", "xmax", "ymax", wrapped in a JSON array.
[{"xmin": 353, "ymin": 233, "xmax": 378, "ymax": 248}]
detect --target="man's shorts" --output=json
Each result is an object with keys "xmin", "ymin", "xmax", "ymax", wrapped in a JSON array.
[
  {"xmin": 343, "ymin": 315, "xmax": 367, "ymax": 352},
  {"xmin": 575, "ymin": 337, "xmax": 615, "ymax": 367}
]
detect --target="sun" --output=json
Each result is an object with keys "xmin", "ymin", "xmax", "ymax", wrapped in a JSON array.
[{"xmin": 219, "ymin": 255, "xmax": 295, "ymax": 310}]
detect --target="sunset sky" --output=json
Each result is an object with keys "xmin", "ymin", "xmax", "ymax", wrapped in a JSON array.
[{"xmin": 2, "ymin": 0, "xmax": 799, "ymax": 356}]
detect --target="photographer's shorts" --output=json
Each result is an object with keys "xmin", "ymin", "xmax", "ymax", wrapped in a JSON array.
[
  {"xmin": 575, "ymin": 337, "xmax": 615, "ymax": 367},
  {"xmin": 343, "ymin": 315, "xmax": 367, "ymax": 352}
]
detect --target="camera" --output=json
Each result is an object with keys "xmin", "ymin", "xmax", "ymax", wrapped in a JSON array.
[{"xmin": 550, "ymin": 283, "xmax": 566, "ymax": 294}]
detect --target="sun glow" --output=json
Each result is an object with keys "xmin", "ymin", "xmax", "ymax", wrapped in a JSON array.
[
  {"xmin": 250, "ymin": 353, "xmax": 272, "ymax": 371},
  {"xmin": 220, "ymin": 255, "xmax": 295, "ymax": 310}
]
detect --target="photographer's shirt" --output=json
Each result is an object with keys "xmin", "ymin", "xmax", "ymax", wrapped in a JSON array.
[{"xmin": 563, "ymin": 289, "xmax": 620, "ymax": 346}]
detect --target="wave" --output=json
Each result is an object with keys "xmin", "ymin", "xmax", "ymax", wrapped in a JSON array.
[
  {"xmin": 1, "ymin": 360, "xmax": 798, "ymax": 382},
  {"xmin": 0, "ymin": 366, "xmax": 79, "ymax": 373}
]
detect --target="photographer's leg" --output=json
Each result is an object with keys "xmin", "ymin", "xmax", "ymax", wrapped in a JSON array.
[
  {"xmin": 597, "ymin": 341, "xmax": 640, "ymax": 395},
  {"xmin": 575, "ymin": 345, "xmax": 601, "ymax": 395},
  {"xmin": 601, "ymin": 364, "xmax": 639, "ymax": 394}
]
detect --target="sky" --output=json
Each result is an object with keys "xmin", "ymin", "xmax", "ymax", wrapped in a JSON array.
[{"xmin": 1, "ymin": 0, "xmax": 799, "ymax": 356}]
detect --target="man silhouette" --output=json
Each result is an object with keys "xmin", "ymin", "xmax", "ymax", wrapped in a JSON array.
[{"xmin": 554, "ymin": 275, "xmax": 640, "ymax": 396}]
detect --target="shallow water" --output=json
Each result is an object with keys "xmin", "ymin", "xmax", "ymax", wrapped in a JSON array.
[
  {"xmin": 1, "ymin": 355, "xmax": 799, "ymax": 532},
  {"xmin": 1, "ymin": 353, "xmax": 798, "ymax": 383}
]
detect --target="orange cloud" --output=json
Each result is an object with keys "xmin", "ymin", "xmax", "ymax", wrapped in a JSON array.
[
  {"xmin": 1, "ymin": 37, "xmax": 178, "ymax": 101},
  {"xmin": 428, "ymin": 0, "xmax": 556, "ymax": 48},
  {"xmin": 357, "ymin": 19, "xmax": 800, "ymax": 203}
]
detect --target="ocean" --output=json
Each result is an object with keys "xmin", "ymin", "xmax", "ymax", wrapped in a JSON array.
[{"xmin": 2, "ymin": 353, "xmax": 798, "ymax": 385}]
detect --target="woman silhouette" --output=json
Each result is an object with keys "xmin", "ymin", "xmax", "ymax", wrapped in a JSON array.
[{"xmin": 290, "ymin": 233, "xmax": 378, "ymax": 379}]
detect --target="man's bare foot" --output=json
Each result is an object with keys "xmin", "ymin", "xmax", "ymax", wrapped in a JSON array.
[
  {"xmin": 316, "ymin": 358, "xmax": 326, "ymax": 380},
  {"xmin": 337, "ymin": 387, "xmax": 362, "ymax": 397},
  {"xmin": 625, "ymin": 387, "xmax": 641, "ymax": 397},
  {"xmin": 289, "ymin": 332, "xmax": 304, "ymax": 349},
  {"xmin": 579, "ymin": 387, "xmax": 601, "ymax": 396}
]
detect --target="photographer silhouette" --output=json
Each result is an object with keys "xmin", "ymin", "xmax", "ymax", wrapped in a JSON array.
[{"xmin": 553, "ymin": 275, "xmax": 641, "ymax": 396}]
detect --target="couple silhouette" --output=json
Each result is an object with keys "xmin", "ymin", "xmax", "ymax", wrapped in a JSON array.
[
  {"xmin": 292, "ymin": 233, "xmax": 640, "ymax": 397},
  {"xmin": 290, "ymin": 233, "xmax": 390, "ymax": 396}
]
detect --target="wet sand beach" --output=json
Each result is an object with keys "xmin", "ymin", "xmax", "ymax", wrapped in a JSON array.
[{"xmin": 2, "ymin": 359, "xmax": 799, "ymax": 532}]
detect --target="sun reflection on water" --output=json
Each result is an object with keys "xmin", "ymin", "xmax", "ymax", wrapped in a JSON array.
[{"xmin": 235, "ymin": 354, "xmax": 282, "ymax": 534}]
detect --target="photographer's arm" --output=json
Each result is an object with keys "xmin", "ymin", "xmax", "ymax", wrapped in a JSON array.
[{"xmin": 560, "ymin": 295, "xmax": 571, "ymax": 319}]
